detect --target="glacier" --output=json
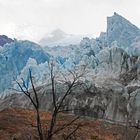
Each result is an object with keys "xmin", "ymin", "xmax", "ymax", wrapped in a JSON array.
[
  {"xmin": 1, "ymin": 12, "xmax": 140, "ymax": 94},
  {"xmin": 0, "ymin": 12, "xmax": 140, "ymax": 123},
  {"xmin": 0, "ymin": 40, "xmax": 50, "ymax": 93}
]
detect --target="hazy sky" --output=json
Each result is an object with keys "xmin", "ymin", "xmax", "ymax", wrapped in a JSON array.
[{"xmin": 0, "ymin": 0, "xmax": 140, "ymax": 42}]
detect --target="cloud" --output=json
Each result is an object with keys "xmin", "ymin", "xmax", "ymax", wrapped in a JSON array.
[{"xmin": 0, "ymin": 0, "xmax": 139, "ymax": 42}]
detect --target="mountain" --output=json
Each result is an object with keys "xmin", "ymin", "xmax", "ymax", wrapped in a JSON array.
[
  {"xmin": 39, "ymin": 29, "xmax": 87, "ymax": 47},
  {"xmin": 0, "ymin": 35, "xmax": 14, "ymax": 46}
]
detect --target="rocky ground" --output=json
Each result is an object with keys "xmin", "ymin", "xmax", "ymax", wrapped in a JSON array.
[{"xmin": 0, "ymin": 108, "xmax": 139, "ymax": 140}]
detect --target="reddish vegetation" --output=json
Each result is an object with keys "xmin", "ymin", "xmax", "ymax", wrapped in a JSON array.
[{"xmin": 0, "ymin": 108, "xmax": 139, "ymax": 140}]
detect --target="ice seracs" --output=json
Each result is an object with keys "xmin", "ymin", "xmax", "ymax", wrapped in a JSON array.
[
  {"xmin": 106, "ymin": 12, "xmax": 140, "ymax": 49},
  {"xmin": 0, "ymin": 40, "xmax": 50, "ymax": 93}
]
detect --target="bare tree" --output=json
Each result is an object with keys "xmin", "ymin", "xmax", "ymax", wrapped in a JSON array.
[
  {"xmin": 16, "ymin": 69, "xmax": 44, "ymax": 140},
  {"xmin": 16, "ymin": 63, "xmax": 87, "ymax": 140},
  {"xmin": 46, "ymin": 63, "xmax": 86, "ymax": 140}
]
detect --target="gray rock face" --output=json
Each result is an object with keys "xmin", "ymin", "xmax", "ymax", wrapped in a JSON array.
[
  {"xmin": 68, "ymin": 86, "xmax": 140, "ymax": 123},
  {"xmin": 0, "ymin": 85, "xmax": 53, "ymax": 111},
  {"xmin": 0, "ymin": 35, "xmax": 14, "ymax": 46},
  {"xmin": 0, "ymin": 68, "xmax": 140, "ymax": 124}
]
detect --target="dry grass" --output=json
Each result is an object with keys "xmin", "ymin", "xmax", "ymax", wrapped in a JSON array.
[{"xmin": 0, "ymin": 108, "xmax": 139, "ymax": 140}]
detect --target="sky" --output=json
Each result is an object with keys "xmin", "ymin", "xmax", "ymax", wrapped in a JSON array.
[{"xmin": 0, "ymin": 0, "xmax": 140, "ymax": 42}]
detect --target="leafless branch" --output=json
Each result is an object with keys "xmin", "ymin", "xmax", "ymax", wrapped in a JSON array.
[
  {"xmin": 17, "ymin": 70, "xmax": 44, "ymax": 140},
  {"xmin": 16, "ymin": 62, "xmax": 86, "ymax": 140},
  {"xmin": 63, "ymin": 124, "xmax": 80, "ymax": 140},
  {"xmin": 52, "ymin": 116, "xmax": 80, "ymax": 135}
]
